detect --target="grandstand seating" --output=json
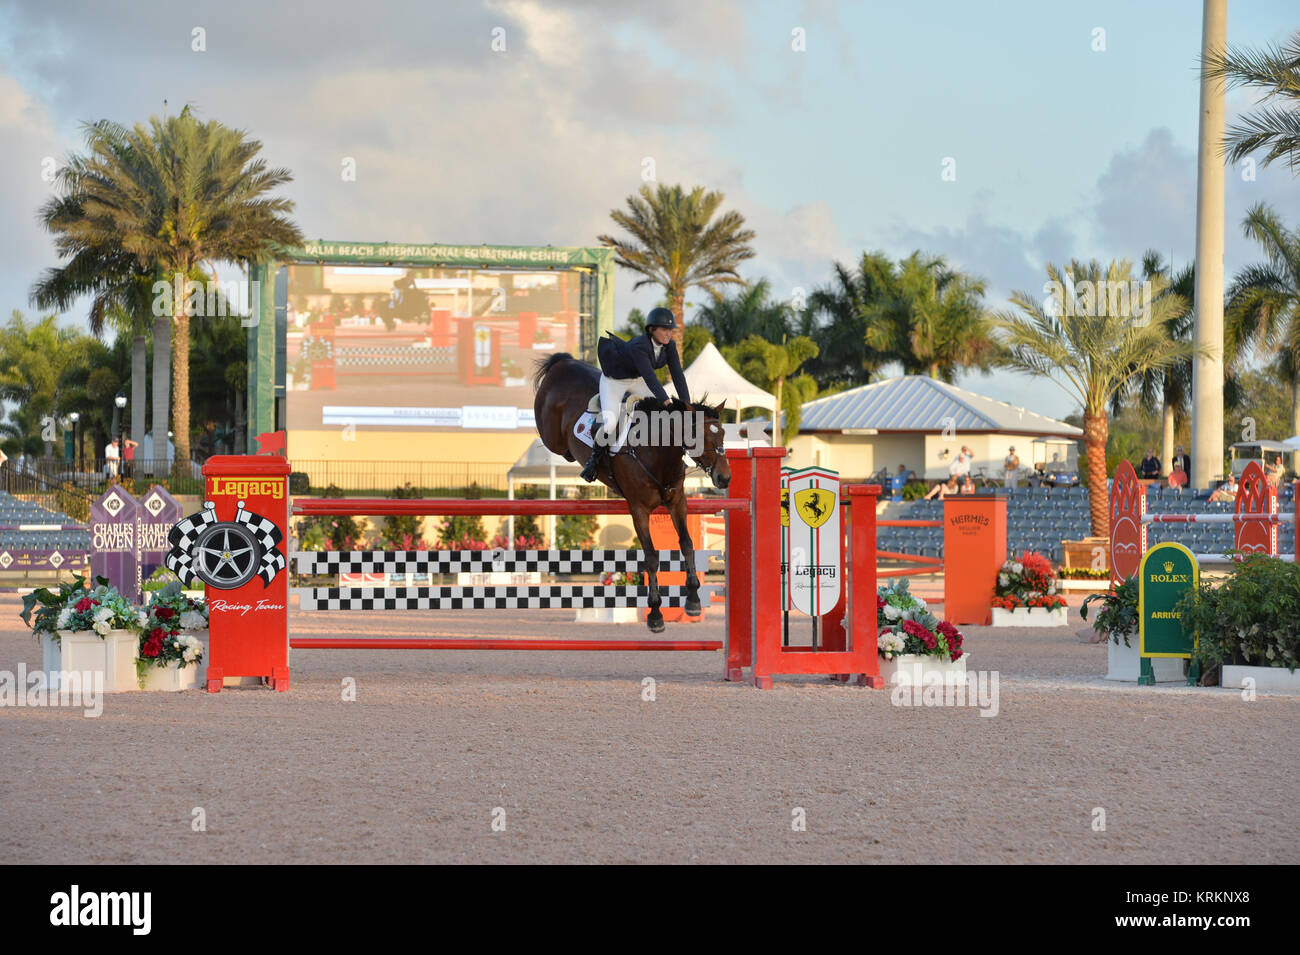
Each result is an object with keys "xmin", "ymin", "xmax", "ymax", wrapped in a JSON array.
[
  {"xmin": 878, "ymin": 484, "xmax": 1296, "ymax": 563},
  {"xmin": 0, "ymin": 492, "xmax": 90, "ymax": 556}
]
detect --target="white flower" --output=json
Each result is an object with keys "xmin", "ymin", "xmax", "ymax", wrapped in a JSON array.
[
  {"xmin": 56, "ymin": 608, "xmax": 72, "ymax": 630},
  {"xmin": 93, "ymin": 607, "xmax": 113, "ymax": 624},
  {"xmin": 137, "ymin": 610, "xmax": 149, "ymax": 628},
  {"xmin": 180, "ymin": 611, "xmax": 207, "ymax": 631},
  {"xmin": 1047, "ymin": 586, "xmax": 1057, "ymax": 595},
  {"xmin": 92, "ymin": 619, "xmax": 111, "ymax": 636},
  {"xmin": 914, "ymin": 597, "xmax": 927, "ymax": 609},
  {"xmin": 998, "ymin": 573, "xmax": 1009, "ymax": 587},
  {"xmin": 883, "ymin": 604, "xmax": 902, "ymax": 621}
]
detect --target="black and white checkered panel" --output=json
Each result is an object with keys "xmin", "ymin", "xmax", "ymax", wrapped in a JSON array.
[
  {"xmin": 335, "ymin": 345, "xmax": 455, "ymax": 367},
  {"xmin": 165, "ymin": 505, "xmax": 220, "ymax": 585},
  {"xmin": 293, "ymin": 549, "xmax": 719, "ymax": 575},
  {"xmin": 235, "ymin": 506, "xmax": 286, "ymax": 585},
  {"xmin": 295, "ymin": 585, "xmax": 718, "ymax": 611}
]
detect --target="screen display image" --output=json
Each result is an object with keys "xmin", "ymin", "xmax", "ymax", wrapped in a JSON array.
[{"xmin": 284, "ymin": 263, "xmax": 585, "ymax": 434}]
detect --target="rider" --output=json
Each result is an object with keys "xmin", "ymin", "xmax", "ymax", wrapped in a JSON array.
[{"xmin": 581, "ymin": 307, "xmax": 691, "ymax": 482}]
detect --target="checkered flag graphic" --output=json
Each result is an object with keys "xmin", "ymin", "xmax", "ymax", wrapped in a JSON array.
[
  {"xmin": 165, "ymin": 503, "xmax": 220, "ymax": 586},
  {"xmin": 234, "ymin": 501, "xmax": 285, "ymax": 586}
]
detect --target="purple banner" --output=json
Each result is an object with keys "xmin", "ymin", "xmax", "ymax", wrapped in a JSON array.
[
  {"xmin": 0, "ymin": 549, "xmax": 88, "ymax": 572},
  {"xmin": 90, "ymin": 486, "xmax": 139, "ymax": 600},
  {"xmin": 136, "ymin": 485, "xmax": 182, "ymax": 597}
]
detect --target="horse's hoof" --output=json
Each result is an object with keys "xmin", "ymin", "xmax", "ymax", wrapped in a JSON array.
[
  {"xmin": 647, "ymin": 610, "xmax": 665, "ymax": 633},
  {"xmin": 684, "ymin": 597, "xmax": 702, "ymax": 617}
]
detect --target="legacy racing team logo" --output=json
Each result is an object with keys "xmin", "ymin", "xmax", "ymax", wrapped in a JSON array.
[{"xmin": 165, "ymin": 500, "xmax": 285, "ymax": 589}]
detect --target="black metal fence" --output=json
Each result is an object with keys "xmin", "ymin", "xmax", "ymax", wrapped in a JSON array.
[{"xmin": 286, "ymin": 460, "xmax": 613, "ymax": 497}]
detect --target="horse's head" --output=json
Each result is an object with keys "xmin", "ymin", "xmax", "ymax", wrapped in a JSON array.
[{"xmin": 690, "ymin": 401, "xmax": 731, "ymax": 490}]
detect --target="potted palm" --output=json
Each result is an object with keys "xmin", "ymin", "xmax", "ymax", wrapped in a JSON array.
[{"xmin": 20, "ymin": 575, "xmax": 142, "ymax": 693}]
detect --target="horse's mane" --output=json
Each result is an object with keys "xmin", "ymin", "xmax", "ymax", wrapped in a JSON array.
[{"xmin": 635, "ymin": 393, "xmax": 723, "ymax": 419}]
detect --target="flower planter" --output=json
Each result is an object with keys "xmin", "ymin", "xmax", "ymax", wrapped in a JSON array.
[
  {"xmin": 1104, "ymin": 637, "xmax": 1186, "ymax": 683},
  {"xmin": 991, "ymin": 606, "xmax": 1068, "ymax": 627},
  {"xmin": 573, "ymin": 607, "xmax": 642, "ymax": 624},
  {"xmin": 878, "ymin": 652, "xmax": 968, "ymax": 686},
  {"xmin": 41, "ymin": 630, "xmax": 139, "ymax": 693},
  {"xmin": 1055, "ymin": 578, "xmax": 1110, "ymax": 592},
  {"xmin": 1219, "ymin": 664, "xmax": 1300, "ymax": 694},
  {"xmin": 136, "ymin": 659, "xmax": 201, "ymax": 692}
]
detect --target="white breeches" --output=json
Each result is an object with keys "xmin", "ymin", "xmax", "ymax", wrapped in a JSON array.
[{"xmin": 597, "ymin": 374, "xmax": 654, "ymax": 442}]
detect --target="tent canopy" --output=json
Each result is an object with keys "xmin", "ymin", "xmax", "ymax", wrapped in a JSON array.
[{"xmin": 666, "ymin": 342, "xmax": 777, "ymax": 414}]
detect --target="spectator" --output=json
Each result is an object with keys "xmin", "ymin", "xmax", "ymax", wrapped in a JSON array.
[
  {"xmin": 949, "ymin": 445, "xmax": 973, "ymax": 491},
  {"xmin": 1139, "ymin": 448, "xmax": 1161, "ymax": 480},
  {"xmin": 104, "ymin": 437, "xmax": 121, "ymax": 479},
  {"xmin": 896, "ymin": 463, "xmax": 914, "ymax": 484},
  {"xmin": 1168, "ymin": 464, "xmax": 1188, "ymax": 491},
  {"xmin": 924, "ymin": 476, "xmax": 958, "ymax": 501},
  {"xmin": 1171, "ymin": 445, "xmax": 1190, "ymax": 477},
  {"xmin": 1266, "ymin": 458, "xmax": 1287, "ymax": 488},
  {"xmin": 122, "ymin": 435, "xmax": 138, "ymax": 479},
  {"xmin": 1208, "ymin": 475, "xmax": 1239, "ymax": 503},
  {"xmin": 1004, "ymin": 446, "xmax": 1020, "ymax": 488}
]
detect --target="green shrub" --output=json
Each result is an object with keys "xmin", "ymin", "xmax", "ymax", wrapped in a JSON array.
[
  {"xmin": 382, "ymin": 482, "xmax": 424, "ymax": 546},
  {"xmin": 901, "ymin": 480, "xmax": 930, "ymax": 502},
  {"xmin": 1178, "ymin": 556, "xmax": 1300, "ymax": 681},
  {"xmin": 1080, "ymin": 577, "xmax": 1139, "ymax": 647},
  {"xmin": 295, "ymin": 483, "xmax": 365, "ymax": 550}
]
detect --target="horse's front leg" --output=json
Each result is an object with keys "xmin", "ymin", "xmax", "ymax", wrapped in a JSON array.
[
  {"xmin": 668, "ymin": 489, "xmax": 701, "ymax": 617},
  {"xmin": 629, "ymin": 501, "xmax": 663, "ymax": 633}
]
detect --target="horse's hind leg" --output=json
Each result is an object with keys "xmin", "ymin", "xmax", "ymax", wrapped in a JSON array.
[
  {"xmin": 669, "ymin": 491, "xmax": 701, "ymax": 617},
  {"xmin": 629, "ymin": 501, "xmax": 663, "ymax": 633}
]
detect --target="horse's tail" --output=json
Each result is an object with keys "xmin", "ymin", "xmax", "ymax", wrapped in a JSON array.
[{"xmin": 532, "ymin": 352, "xmax": 575, "ymax": 390}]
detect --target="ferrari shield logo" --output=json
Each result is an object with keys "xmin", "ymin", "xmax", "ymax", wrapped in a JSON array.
[
  {"xmin": 794, "ymin": 488, "xmax": 835, "ymax": 529},
  {"xmin": 780, "ymin": 488, "xmax": 790, "ymax": 527}
]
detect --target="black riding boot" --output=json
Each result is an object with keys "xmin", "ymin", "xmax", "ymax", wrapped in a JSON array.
[{"xmin": 580, "ymin": 445, "xmax": 603, "ymax": 482}]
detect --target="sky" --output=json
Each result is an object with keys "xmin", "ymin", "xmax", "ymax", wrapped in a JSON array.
[{"xmin": 1, "ymin": 0, "xmax": 1297, "ymax": 420}]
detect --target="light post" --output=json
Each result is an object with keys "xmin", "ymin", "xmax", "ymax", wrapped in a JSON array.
[
  {"xmin": 68, "ymin": 412, "xmax": 80, "ymax": 472},
  {"xmin": 113, "ymin": 393, "xmax": 127, "ymax": 481}
]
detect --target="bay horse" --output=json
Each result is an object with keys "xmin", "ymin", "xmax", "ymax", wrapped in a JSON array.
[{"xmin": 533, "ymin": 352, "xmax": 731, "ymax": 633}]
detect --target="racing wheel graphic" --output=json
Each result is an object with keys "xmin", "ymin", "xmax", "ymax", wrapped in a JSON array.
[{"xmin": 166, "ymin": 501, "xmax": 285, "ymax": 590}]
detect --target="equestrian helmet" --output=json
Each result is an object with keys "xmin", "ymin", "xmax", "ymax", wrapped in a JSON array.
[{"xmin": 646, "ymin": 307, "xmax": 677, "ymax": 329}]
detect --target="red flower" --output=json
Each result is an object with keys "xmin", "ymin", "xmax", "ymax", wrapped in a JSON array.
[
  {"xmin": 75, "ymin": 597, "xmax": 93, "ymax": 613},
  {"xmin": 142, "ymin": 635, "xmax": 163, "ymax": 658},
  {"xmin": 155, "ymin": 607, "xmax": 176, "ymax": 620},
  {"xmin": 951, "ymin": 647, "xmax": 963, "ymax": 661},
  {"xmin": 150, "ymin": 627, "xmax": 167, "ymax": 642}
]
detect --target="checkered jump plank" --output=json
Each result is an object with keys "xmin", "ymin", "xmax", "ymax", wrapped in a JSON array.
[
  {"xmin": 295, "ymin": 584, "xmax": 719, "ymax": 611},
  {"xmin": 293, "ymin": 548, "xmax": 719, "ymax": 576}
]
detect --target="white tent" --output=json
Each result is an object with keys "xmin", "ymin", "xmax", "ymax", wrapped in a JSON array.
[{"xmin": 666, "ymin": 342, "xmax": 778, "ymax": 415}]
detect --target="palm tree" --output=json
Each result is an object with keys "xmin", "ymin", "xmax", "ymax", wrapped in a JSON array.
[
  {"xmin": 1225, "ymin": 203, "xmax": 1300, "ymax": 436},
  {"xmin": 34, "ymin": 108, "xmax": 302, "ymax": 476},
  {"xmin": 722, "ymin": 335, "xmax": 818, "ymax": 445},
  {"xmin": 802, "ymin": 253, "xmax": 896, "ymax": 389},
  {"xmin": 992, "ymin": 259, "xmax": 1202, "ymax": 537},
  {"xmin": 694, "ymin": 279, "xmax": 794, "ymax": 347},
  {"xmin": 598, "ymin": 183, "xmax": 755, "ymax": 351},
  {"xmin": 1113, "ymin": 252, "xmax": 1195, "ymax": 475},
  {"xmin": 863, "ymin": 252, "xmax": 994, "ymax": 381},
  {"xmin": 1202, "ymin": 31, "xmax": 1300, "ymax": 175},
  {"xmin": 0, "ymin": 312, "xmax": 81, "ymax": 460}
]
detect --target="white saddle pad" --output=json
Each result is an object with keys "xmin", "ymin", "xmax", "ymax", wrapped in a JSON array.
[{"xmin": 574, "ymin": 394, "xmax": 642, "ymax": 453}]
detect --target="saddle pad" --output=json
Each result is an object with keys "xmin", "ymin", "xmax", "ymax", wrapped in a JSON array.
[{"xmin": 574, "ymin": 392, "xmax": 641, "ymax": 451}]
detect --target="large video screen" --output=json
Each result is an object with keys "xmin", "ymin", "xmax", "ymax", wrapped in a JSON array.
[{"xmin": 284, "ymin": 263, "xmax": 585, "ymax": 433}]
